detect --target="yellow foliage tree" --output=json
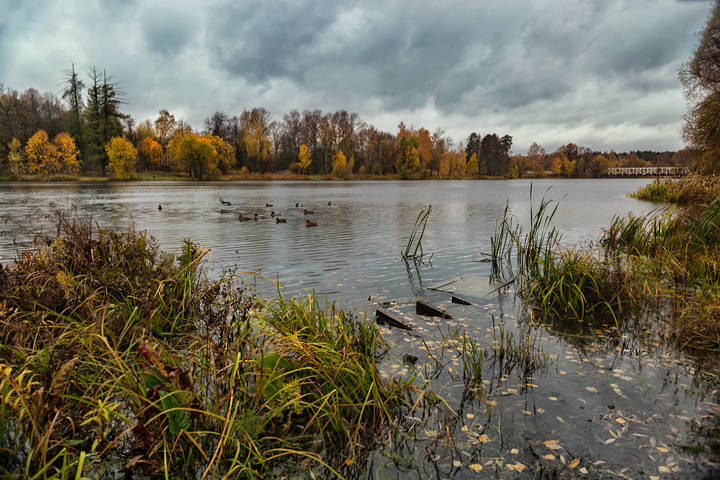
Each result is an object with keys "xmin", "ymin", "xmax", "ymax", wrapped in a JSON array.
[
  {"xmin": 53, "ymin": 133, "xmax": 80, "ymax": 174},
  {"xmin": 105, "ymin": 137, "xmax": 137, "ymax": 180},
  {"xmin": 25, "ymin": 130, "xmax": 59, "ymax": 175},
  {"xmin": 242, "ymin": 122, "xmax": 272, "ymax": 172},
  {"xmin": 203, "ymin": 134, "xmax": 235, "ymax": 174},
  {"xmin": 466, "ymin": 153, "xmax": 478, "ymax": 177},
  {"xmin": 331, "ymin": 150, "xmax": 352, "ymax": 178},
  {"xmin": 8, "ymin": 138, "xmax": 24, "ymax": 176},
  {"xmin": 170, "ymin": 134, "xmax": 219, "ymax": 179},
  {"xmin": 138, "ymin": 137, "xmax": 163, "ymax": 170},
  {"xmin": 298, "ymin": 144, "xmax": 311, "ymax": 174}
]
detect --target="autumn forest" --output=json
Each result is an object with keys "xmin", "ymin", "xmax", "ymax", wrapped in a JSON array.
[{"xmin": 0, "ymin": 65, "xmax": 693, "ymax": 181}]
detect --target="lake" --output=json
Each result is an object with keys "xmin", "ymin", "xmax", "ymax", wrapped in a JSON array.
[{"xmin": 1, "ymin": 178, "xmax": 715, "ymax": 478}]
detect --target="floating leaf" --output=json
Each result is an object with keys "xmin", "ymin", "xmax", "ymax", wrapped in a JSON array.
[
  {"xmin": 507, "ymin": 463, "xmax": 525, "ymax": 473},
  {"xmin": 543, "ymin": 440, "xmax": 562, "ymax": 450},
  {"xmin": 469, "ymin": 463, "xmax": 483, "ymax": 472}
]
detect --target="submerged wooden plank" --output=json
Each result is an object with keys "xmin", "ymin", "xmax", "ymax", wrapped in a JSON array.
[
  {"xmin": 375, "ymin": 308, "xmax": 413, "ymax": 330},
  {"xmin": 427, "ymin": 276, "xmax": 463, "ymax": 291},
  {"xmin": 451, "ymin": 295, "xmax": 472, "ymax": 305},
  {"xmin": 416, "ymin": 299, "xmax": 452, "ymax": 319}
]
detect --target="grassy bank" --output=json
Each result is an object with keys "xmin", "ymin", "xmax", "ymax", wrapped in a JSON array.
[
  {"xmin": 491, "ymin": 175, "xmax": 720, "ymax": 357},
  {"xmin": 0, "ymin": 214, "xmax": 410, "ymax": 478}
]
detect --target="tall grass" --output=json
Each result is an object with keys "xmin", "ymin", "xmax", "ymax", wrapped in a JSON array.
[
  {"xmin": 489, "ymin": 183, "xmax": 720, "ymax": 354},
  {"xmin": 632, "ymin": 173, "xmax": 720, "ymax": 204},
  {"xmin": 0, "ymin": 214, "xmax": 408, "ymax": 478},
  {"xmin": 402, "ymin": 205, "xmax": 431, "ymax": 260}
]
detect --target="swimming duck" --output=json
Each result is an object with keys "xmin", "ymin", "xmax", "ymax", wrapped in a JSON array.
[
  {"xmin": 305, "ymin": 219, "xmax": 318, "ymax": 227},
  {"xmin": 276, "ymin": 217, "xmax": 287, "ymax": 223},
  {"xmin": 303, "ymin": 209, "xmax": 314, "ymax": 215}
]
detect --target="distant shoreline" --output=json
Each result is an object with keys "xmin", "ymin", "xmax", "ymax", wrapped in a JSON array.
[{"xmin": 0, "ymin": 171, "xmax": 664, "ymax": 183}]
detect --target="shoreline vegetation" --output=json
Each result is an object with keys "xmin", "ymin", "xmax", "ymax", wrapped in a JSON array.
[
  {"xmin": 0, "ymin": 214, "xmax": 413, "ymax": 478},
  {"xmin": 490, "ymin": 174, "xmax": 720, "ymax": 358},
  {"xmin": 1, "ymin": 68, "xmax": 692, "ymax": 182}
]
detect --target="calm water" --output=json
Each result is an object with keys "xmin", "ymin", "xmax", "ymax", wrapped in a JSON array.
[
  {"xmin": 1, "ymin": 179, "xmax": 715, "ymax": 478},
  {"xmin": 0, "ymin": 179, "xmax": 657, "ymax": 307}
]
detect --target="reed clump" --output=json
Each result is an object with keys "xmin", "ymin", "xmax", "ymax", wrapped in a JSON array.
[
  {"xmin": 632, "ymin": 173, "xmax": 720, "ymax": 204},
  {"xmin": 0, "ymin": 214, "xmax": 407, "ymax": 478},
  {"xmin": 490, "ymin": 185, "xmax": 720, "ymax": 354}
]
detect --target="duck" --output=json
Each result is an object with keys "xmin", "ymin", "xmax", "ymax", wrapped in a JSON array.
[
  {"xmin": 271, "ymin": 211, "xmax": 276, "ymax": 217},
  {"xmin": 238, "ymin": 214, "xmax": 252, "ymax": 222},
  {"xmin": 220, "ymin": 209, "xmax": 232, "ymax": 214},
  {"xmin": 276, "ymin": 217, "xmax": 287, "ymax": 223},
  {"xmin": 305, "ymin": 219, "xmax": 318, "ymax": 227},
  {"xmin": 303, "ymin": 209, "xmax": 314, "ymax": 215},
  {"xmin": 220, "ymin": 199, "xmax": 232, "ymax": 206},
  {"xmin": 158, "ymin": 205, "xmax": 162, "ymax": 211},
  {"xmin": 265, "ymin": 203, "xmax": 273, "ymax": 207}
]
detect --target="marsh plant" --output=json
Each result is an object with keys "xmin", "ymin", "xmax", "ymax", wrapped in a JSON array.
[
  {"xmin": 489, "ymin": 182, "xmax": 720, "ymax": 356},
  {"xmin": 0, "ymin": 214, "xmax": 410, "ymax": 479}
]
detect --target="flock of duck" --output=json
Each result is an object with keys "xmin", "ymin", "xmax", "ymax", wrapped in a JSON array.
[{"xmin": 218, "ymin": 198, "xmax": 330, "ymax": 227}]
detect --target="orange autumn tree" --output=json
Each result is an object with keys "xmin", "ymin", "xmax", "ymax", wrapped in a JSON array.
[
  {"xmin": 138, "ymin": 137, "xmax": 163, "ymax": 170},
  {"xmin": 25, "ymin": 130, "xmax": 59, "ymax": 175},
  {"xmin": 53, "ymin": 132, "xmax": 80, "ymax": 174},
  {"xmin": 105, "ymin": 137, "xmax": 138, "ymax": 180}
]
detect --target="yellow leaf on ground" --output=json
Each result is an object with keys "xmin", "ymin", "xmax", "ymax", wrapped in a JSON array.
[
  {"xmin": 569, "ymin": 458, "xmax": 580, "ymax": 469},
  {"xmin": 469, "ymin": 464, "xmax": 483, "ymax": 472},
  {"xmin": 656, "ymin": 446, "xmax": 669, "ymax": 453},
  {"xmin": 543, "ymin": 454, "xmax": 555, "ymax": 460},
  {"xmin": 477, "ymin": 434, "xmax": 491, "ymax": 443}
]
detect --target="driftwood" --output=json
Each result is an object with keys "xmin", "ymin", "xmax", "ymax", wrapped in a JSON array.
[
  {"xmin": 451, "ymin": 295, "xmax": 472, "ymax": 305},
  {"xmin": 375, "ymin": 308, "xmax": 413, "ymax": 330},
  {"xmin": 416, "ymin": 299, "xmax": 452, "ymax": 318}
]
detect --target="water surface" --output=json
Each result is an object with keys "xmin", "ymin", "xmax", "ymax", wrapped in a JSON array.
[{"xmin": 2, "ymin": 179, "xmax": 713, "ymax": 478}]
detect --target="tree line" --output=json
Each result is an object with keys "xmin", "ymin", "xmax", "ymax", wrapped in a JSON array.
[{"xmin": 0, "ymin": 65, "xmax": 694, "ymax": 180}]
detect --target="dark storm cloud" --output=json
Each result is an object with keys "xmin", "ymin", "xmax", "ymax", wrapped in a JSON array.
[{"xmin": 0, "ymin": 0, "xmax": 714, "ymax": 152}]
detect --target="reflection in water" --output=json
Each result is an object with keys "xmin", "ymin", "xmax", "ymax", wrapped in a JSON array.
[{"xmin": 3, "ymin": 179, "xmax": 717, "ymax": 477}]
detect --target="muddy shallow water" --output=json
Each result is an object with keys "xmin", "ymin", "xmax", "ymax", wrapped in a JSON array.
[{"xmin": 1, "ymin": 178, "xmax": 715, "ymax": 478}]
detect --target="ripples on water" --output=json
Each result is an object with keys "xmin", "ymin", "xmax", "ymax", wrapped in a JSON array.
[{"xmin": 4, "ymin": 179, "xmax": 715, "ymax": 478}]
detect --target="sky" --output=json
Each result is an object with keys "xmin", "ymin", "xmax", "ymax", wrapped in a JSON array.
[{"xmin": 0, "ymin": 0, "xmax": 714, "ymax": 153}]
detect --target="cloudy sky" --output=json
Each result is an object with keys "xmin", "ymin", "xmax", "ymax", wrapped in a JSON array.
[{"xmin": 0, "ymin": 0, "xmax": 714, "ymax": 153}]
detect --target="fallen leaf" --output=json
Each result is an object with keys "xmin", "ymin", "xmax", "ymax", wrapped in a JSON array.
[
  {"xmin": 477, "ymin": 434, "xmax": 491, "ymax": 443},
  {"xmin": 543, "ymin": 454, "xmax": 555, "ymax": 460},
  {"xmin": 544, "ymin": 440, "xmax": 562, "ymax": 450},
  {"xmin": 616, "ymin": 417, "xmax": 626, "ymax": 424},
  {"xmin": 569, "ymin": 458, "xmax": 580, "ymax": 469},
  {"xmin": 549, "ymin": 396, "xmax": 559, "ymax": 401},
  {"xmin": 507, "ymin": 463, "xmax": 526, "ymax": 473},
  {"xmin": 579, "ymin": 467, "xmax": 588, "ymax": 474},
  {"xmin": 656, "ymin": 446, "xmax": 669, "ymax": 453},
  {"xmin": 585, "ymin": 386, "xmax": 598, "ymax": 393},
  {"xmin": 461, "ymin": 425, "xmax": 468, "ymax": 432},
  {"xmin": 452, "ymin": 460, "xmax": 462, "ymax": 468},
  {"xmin": 510, "ymin": 448, "xmax": 519, "ymax": 455},
  {"xmin": 469, "ymin": 464, "xmax": 483, "ymax": 472},
  {"xmin": 659, "ymin": 466, "xmax": 671, "ymax": 473}
]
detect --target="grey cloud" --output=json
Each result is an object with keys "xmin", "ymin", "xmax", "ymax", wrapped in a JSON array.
[{"xmin": 0, "ymin": 0, "xmax": 715, "ymax": 153}]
